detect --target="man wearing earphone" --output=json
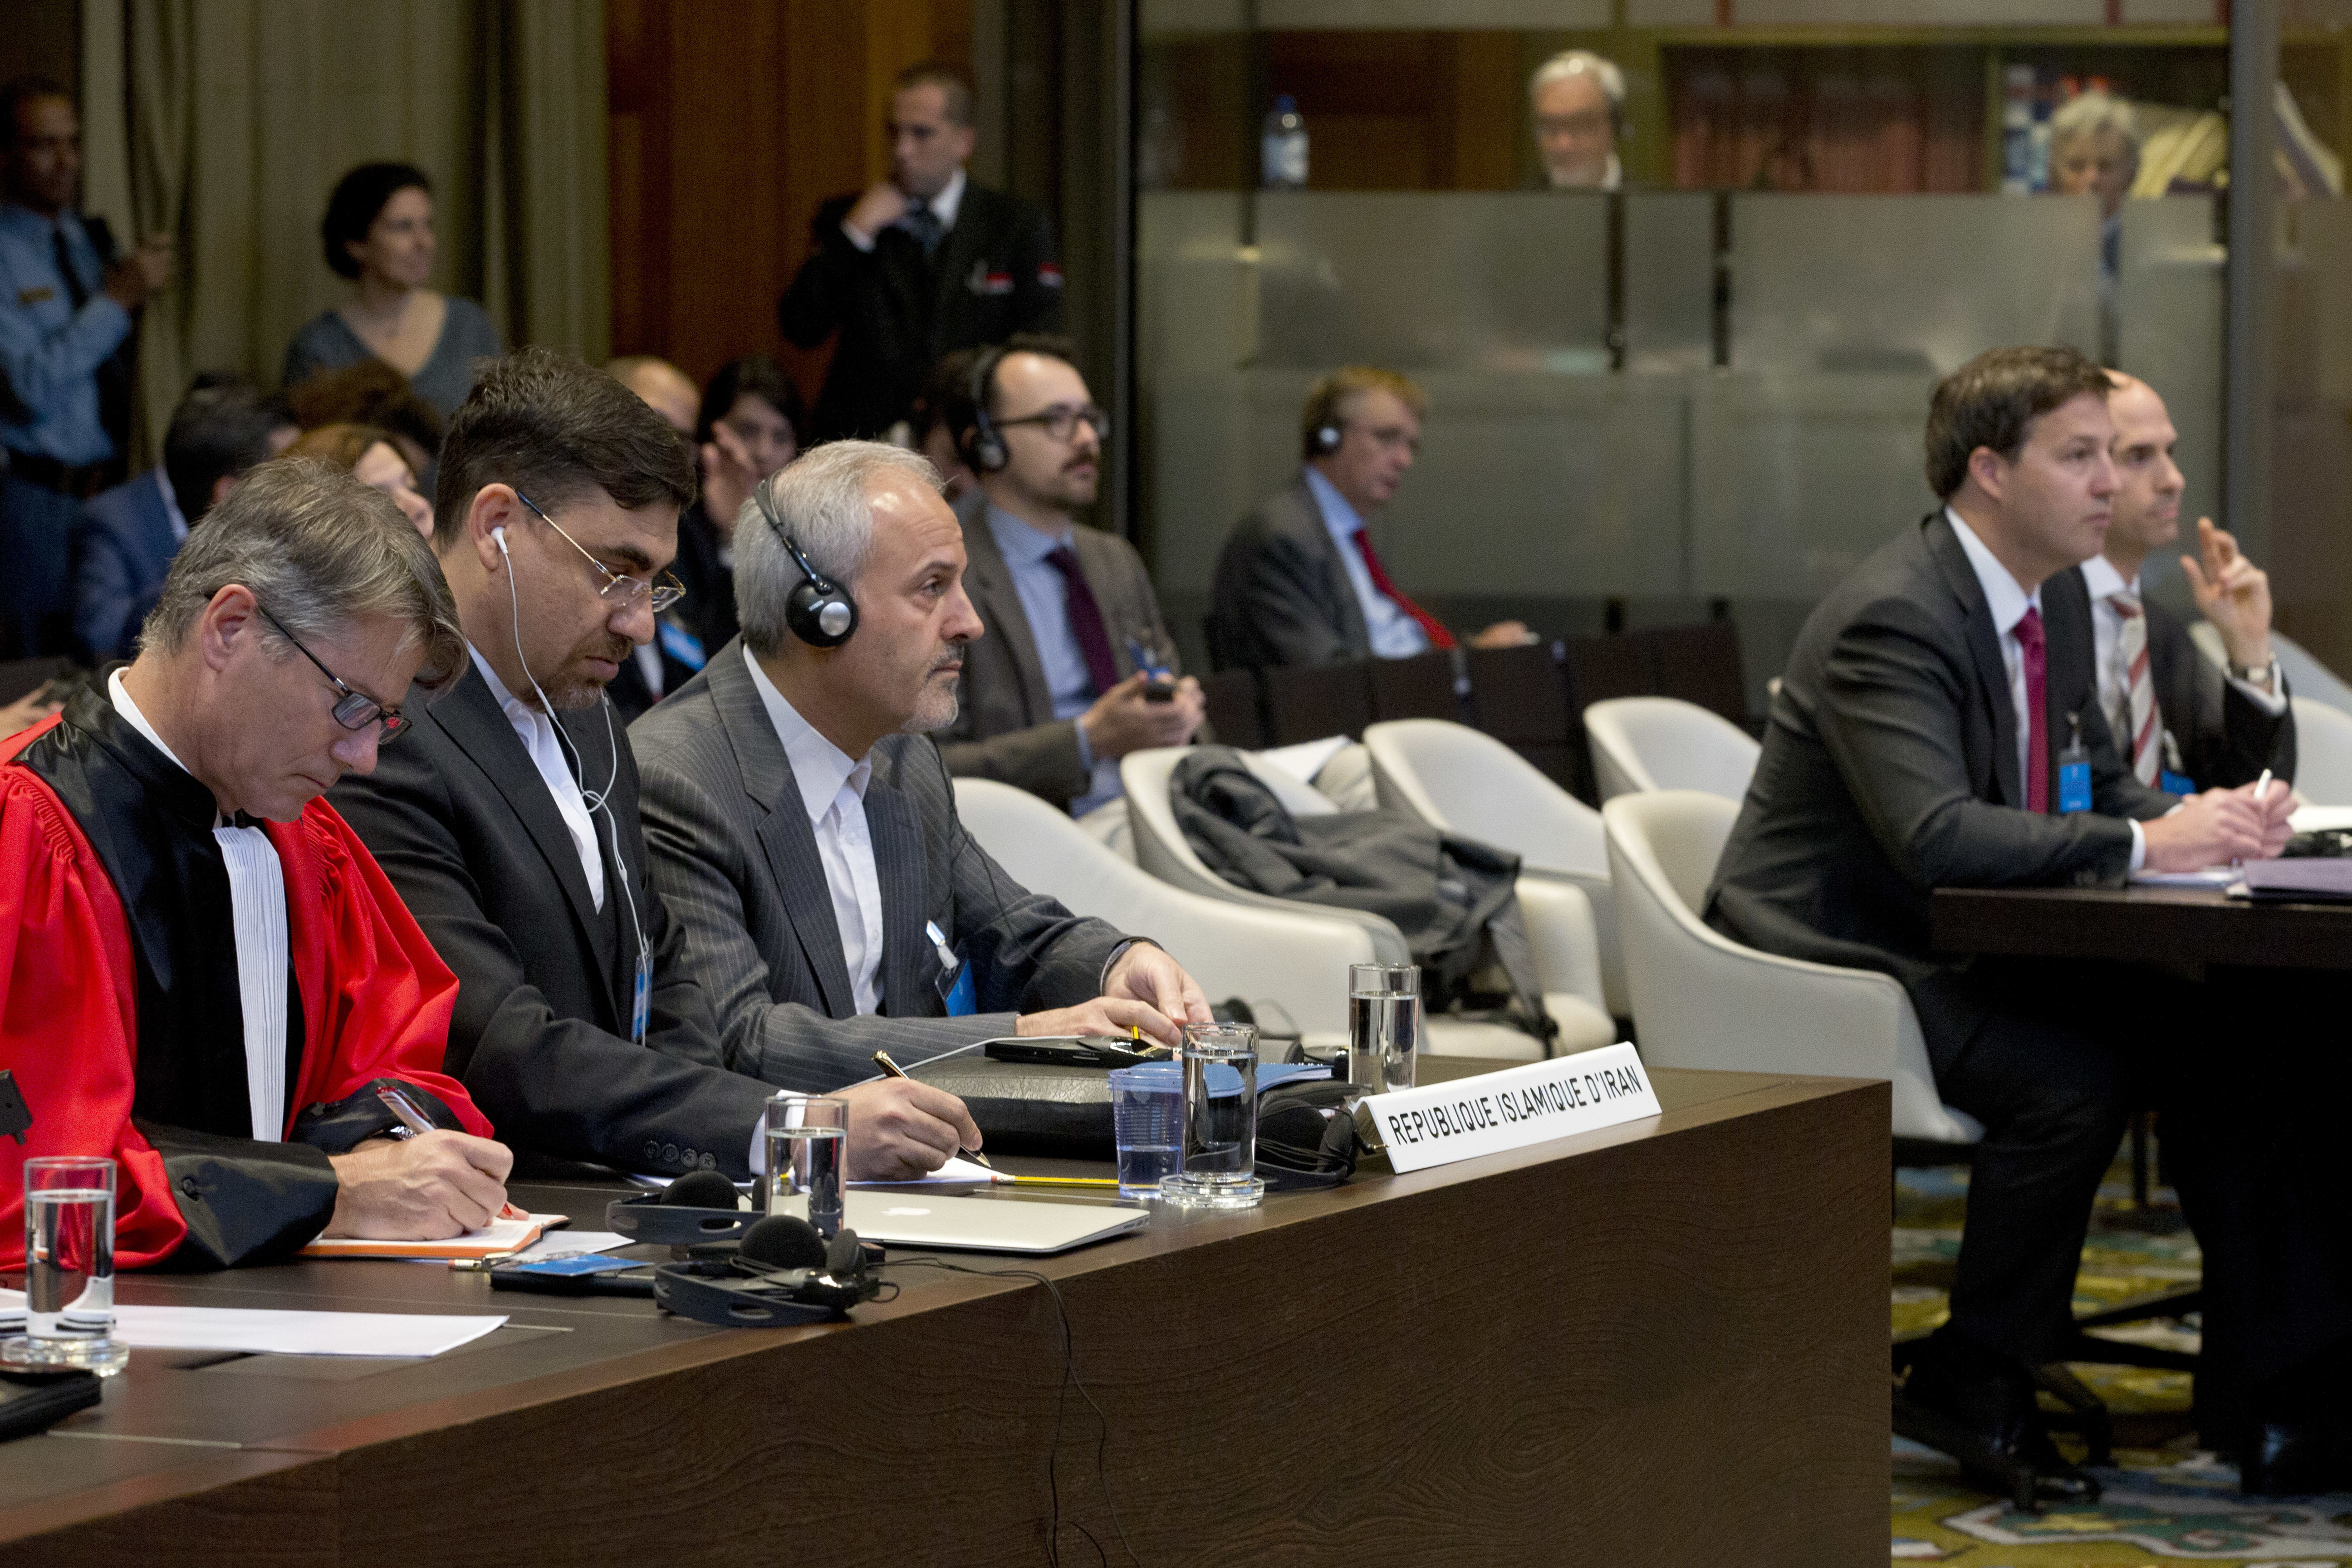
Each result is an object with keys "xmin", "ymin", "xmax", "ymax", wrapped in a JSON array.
[
  {"xmin": 333, "ymin": 352, "xmax": 981, "ymax": 1183},
  {"xmin": 1210, "ymin": 367, "xmax": 1533, "ymax": 672},
  {"xmin": 936, "ymin": 336, "xmax": 1203, "ymax": 816},
  {"xmin": 633, "ymin": 440, "xmax": 1213, "ymax": 1091}
]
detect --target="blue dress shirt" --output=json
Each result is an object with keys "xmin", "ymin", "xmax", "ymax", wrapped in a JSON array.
[
  {"xmin": 985, "ymin": 505, "xmax": 1122, "ymax": 814},
  {"xmin": 0, "ymin": 204, "xmax": 130, "ymax": 464},
  {"xmin": 1303, "ymin": 466, "xmax": 1427, "ymax": 659}
]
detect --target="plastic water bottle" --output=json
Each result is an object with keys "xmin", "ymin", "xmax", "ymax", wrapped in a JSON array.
[{"xmin": 1262, "ymin": 95, "xmax": 1308, "ymax": 189}]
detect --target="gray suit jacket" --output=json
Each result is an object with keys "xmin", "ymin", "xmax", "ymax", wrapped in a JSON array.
[
  {"xmin": 1705, "ymin": 512, "xmax": 2173, "ymax": 1071},
  {"xmin": 1208, "ymin": 476, "xmax": 1371, "ymax": 670},
  {"xmin": 937, "ymin": 488, "xmax": 1183, "ymax": 808},
  {"xmin": 631, "ymin": 639, "xmax": 1132, "ymax": 1090}
]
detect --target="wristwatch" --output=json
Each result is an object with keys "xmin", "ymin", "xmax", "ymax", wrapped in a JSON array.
[{"xmin": 2229, "ymin": 658, "xmax": 2276, "ymax": 688}]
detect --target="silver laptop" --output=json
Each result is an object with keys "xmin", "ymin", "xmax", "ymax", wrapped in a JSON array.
[{"xmin": 839, "ymin": 1191, "xmax": 1149, "ymax": 1255}]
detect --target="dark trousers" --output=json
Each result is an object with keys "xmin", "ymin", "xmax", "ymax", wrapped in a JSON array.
[
  {"xmin": 0, "ymin": 475, "xmax": 83, "ymax": 658},
  {"xmin": 1934, "ymin": 960, "xmax": 2349, "ymax": 1397}
]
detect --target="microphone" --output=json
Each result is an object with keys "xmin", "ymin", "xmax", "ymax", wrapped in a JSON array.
[{"xmin": 662, "ymin": 1169, "xmax": 741, "ymax": 1210}]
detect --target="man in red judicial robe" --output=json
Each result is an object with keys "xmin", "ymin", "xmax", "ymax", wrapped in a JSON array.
[{"xmin": 0, "ymin": 457, "xmax": 511, "ymax": 1269}]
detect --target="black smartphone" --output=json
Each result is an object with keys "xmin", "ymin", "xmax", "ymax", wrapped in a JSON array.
[
  {"xmin": 984, "ymin": 1036, "xmax": 1161, "ymax": 1069},
  {"xmin": 1142, "ymin": 679, "xmax": 1176, "ymax": 703},
  {"xmin": 0, "ymin": 1369, "xmax": 102, "ymax": 1443}
]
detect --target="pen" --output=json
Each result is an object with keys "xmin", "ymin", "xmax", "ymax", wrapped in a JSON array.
[
  {"xmin": 379, "ymin": 1084, "xmax": 529, "ymax": 1222},
  {"xmin": 2255, "ymin": 768, "xmax": 2274, "ymax": 803},
  {"xmin": 872, "ymin": 1050, "xmax": 994, "ymax": 1169}
]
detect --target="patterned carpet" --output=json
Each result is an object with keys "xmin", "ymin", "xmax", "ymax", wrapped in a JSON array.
[{"xmin": 1889, "ymin": 1163, "xmax": 2352, "ymax": 1564}]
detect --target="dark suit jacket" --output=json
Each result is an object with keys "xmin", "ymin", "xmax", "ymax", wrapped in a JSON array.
[
  {"xmin": 2132, "ymin": 588, "xmax": 2295, "ymax": 791},
  {"xmin": 778, "ymin": 183, "xmax": 1063, "ymax": 442},
  {"xmin": 1209, "ymin": 475, "xmax": 1372, "ymax": 671},
  {"xmin": 631, "ymin": 640, "xmax": 1128, "ymax": 1089},
  {"xmin": 1705, "ymin": 513, "xmax": 2174, "ymax": 1071},
  {"xmin": 72, "ymin": 468, "xmax": 178, "ymax": 662},
  {"xmin": 329, "ymin": 661, "xmax": 774, "ymax": 1179},
  {"xmin": 940, "ymin": 488, "xmax": 1185, "ymax": 810}
]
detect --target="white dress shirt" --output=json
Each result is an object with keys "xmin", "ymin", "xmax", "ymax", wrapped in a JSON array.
[
  {"xmin": 843, "ymin": 167, "xmax": 966, "ymax": 253},
  {"xmin": 1946, "ymin": 510, "xmax": 2144, "ymax": 868},
  {"xmin": 745, "ymin": 646, "xmax": 885, "ymax": 1015},
  {"xmin": 1303, "ymin": 466, "xmax": 1428, "ymax": 660},
  {"xmin": 470, "ymin": 647, "xmax": 603, "ymax": 911},
  {"xmin": 2079, "ymin": 554, "xmax": 2286, "ymax": 731},
  {"xmin": 109, "ymin": 669, "xmax": 290, "ymax": 1141}
]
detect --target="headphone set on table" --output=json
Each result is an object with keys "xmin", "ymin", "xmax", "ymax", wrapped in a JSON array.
[{"xmin": 608, "ymin": 1171, "xmax": 883, "ymax": 1327}]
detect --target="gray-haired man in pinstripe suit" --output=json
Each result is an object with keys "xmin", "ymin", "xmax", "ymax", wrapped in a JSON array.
[{"xmin": 635, "ymin": 441, "xmax": 1210, "ymax": 1101}]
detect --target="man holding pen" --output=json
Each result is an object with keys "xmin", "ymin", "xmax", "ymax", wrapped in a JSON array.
[{"xmin": 632, "ymin": 440, "xmax": 1211, "ymax": 1096}]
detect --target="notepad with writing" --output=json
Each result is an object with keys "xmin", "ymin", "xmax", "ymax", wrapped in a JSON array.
[{"xmin": 299, "ymin": 1212, "xmax": 565, "ymax": 1260}]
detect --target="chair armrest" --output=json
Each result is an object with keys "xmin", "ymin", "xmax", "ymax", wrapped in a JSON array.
[{"xmin": 1511, "ymin": 879, "xmax": 1606, "ymax": 1014}]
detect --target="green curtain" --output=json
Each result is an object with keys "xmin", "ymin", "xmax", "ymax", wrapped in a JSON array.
[{"xmin": 79, "ymin": 0, "xmax": 608, "ymax": 465}]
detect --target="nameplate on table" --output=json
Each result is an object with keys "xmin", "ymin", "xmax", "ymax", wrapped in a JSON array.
[{"xmin": 1352, "ymin": 1044, "xmax": 1660, "ymax": 1175}]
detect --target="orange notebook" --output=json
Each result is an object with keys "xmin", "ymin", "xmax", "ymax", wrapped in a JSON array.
[{"xmin": 299, "ymin": 1209, "xmax": 563, "ymax": 1261}]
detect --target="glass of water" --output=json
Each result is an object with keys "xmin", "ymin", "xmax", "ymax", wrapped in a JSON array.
[
  {"xmin": 4, "ymin": 1156, "xmax": 129, "ymax": 1376},
  {"xmin": 1108, "ymin": 1063, "xmax": 1182, "ymax": 1199},
  {"xmin": 1160, "ymin": 1022, "xmax": 1266, "ymax": 1210},
  {"xmin": 764, "ymin": 1095, "xmax": 849, "ymax": 1240},
  {"xmin": 1349, "ymin": 963, "xmax": 1421, "ymax": 1094}
]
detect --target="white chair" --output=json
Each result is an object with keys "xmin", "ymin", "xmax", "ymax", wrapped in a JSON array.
[
  {"xmin": 1120, "ymin": 748, "xmax": 1617, "ymax": 1059},
  {"xmin": 1362, "ymin": 719, "xmax": 1627, "ymax": 1019},
  {"xmin": 1583, "ymin": 696, "xmax": 1761, "ymax": 803},
  {"xmin": 1600, "ymin": 790, "xmax": 1980, "ymax": 1147},
  {"xmin": 2190, "ymin": 621, "xmax": 2352, "ymax": 718},
  {"xmin": 2288, "ymin": 696, "xmax": 2352, "ymax": 806},
  {"xmin": 953, "ymin": 778, "xmax": 1373, "ymax": 1050}
]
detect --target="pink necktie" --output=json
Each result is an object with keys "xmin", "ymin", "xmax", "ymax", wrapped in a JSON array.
[
  {"xmin": 1349, "ymin": 530, "xmax": 1456, "ymax": 652},
  {"xmin": 2017, "ymin": 606, "xmax": 2048, "ymax": 813},
  {"xmin": 2109, "ymin": 593, "xmax": 2161, "ymax": 785}
]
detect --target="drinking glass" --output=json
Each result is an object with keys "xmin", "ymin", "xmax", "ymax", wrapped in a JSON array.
[
  {"xmin": 1160, "ymin": 1023, "xmax": 1265, "ymax": 1209},
  {"xmin": 1108, "ymin": 1063, "xmax": 1182, "ymax": 1199},
  {"xmin": 764, "ymin": 1095, "xmax": 849, "ymax": 1239},
  {"xmin": 1348, "ymin": 963, "xmax": 1421, "ymax": 1094},
  {"xmin": 4, "ymin": 1156, "xmax": 129, "ymax": 1376}
]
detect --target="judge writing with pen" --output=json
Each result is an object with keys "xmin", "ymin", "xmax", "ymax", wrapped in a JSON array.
[{"xmin": 632, "ymin": 440, "xmax": 1211, "ymax": 1179}]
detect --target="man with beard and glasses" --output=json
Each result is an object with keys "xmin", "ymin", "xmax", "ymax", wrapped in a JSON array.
[
  {"xmin": 936, "ymin": 336, "xmax": 1202, "ymax": 818},
  {"xmin": 332, "ymin": 351, "xmax": 981, "ymax": 1182},
  {"xmin": 631, "ymin": 441, "xmax": 1210, "ymax": 1090}
]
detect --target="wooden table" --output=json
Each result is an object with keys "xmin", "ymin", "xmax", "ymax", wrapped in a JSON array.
[
  {"xmin": 0, "ymin": 1064, "xmax": 1887, "ymax": 1568},
  {"xmin": 1932, "ymin": 883, "xmax": 2352, "ymax": 970}
]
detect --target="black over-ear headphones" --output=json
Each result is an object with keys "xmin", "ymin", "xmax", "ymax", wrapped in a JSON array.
[
  {"xmin": 962, "ymin": 345, "xmax": 1010, "ymax": 474},
  {"xmin": 652, "ymin": 1214, "xmax": 882, "ymax": 1327},
  {"xmin": 1312, "ymin": 423, "xmax": 1343, "ymax": 454},
  {"xmin": 751, "ymin": 472, "xmax": 859, "ymax": 647}
]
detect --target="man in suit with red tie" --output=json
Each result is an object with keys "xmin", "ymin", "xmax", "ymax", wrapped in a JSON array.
[
  {"xmin": 2078, "ymin": 371, "xmax": 2293, "ymax": 794},
  {"xmin": 1709, "ymin": 348, "xmax": 2343, "ymax": 1500},
  {"xmin": 1208, "ymin": 367, "xmax": 1532, "ymax": 671}
]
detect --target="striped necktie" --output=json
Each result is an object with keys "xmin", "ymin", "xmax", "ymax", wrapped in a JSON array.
[{"xmin": 2109, "ymin": 592, "xmax": 2161, "ymax": 786}]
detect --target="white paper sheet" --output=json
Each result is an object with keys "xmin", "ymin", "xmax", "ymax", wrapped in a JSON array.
[
  {"xmin": 505, "ymin": 1230, "xmax": 632, "ymax": 1262},
  {"xmin": 0, "ymin": 1289, "xmax": 504, "ymax": 1357},
  {"xmin": 852, "ymin": 1154, "xmax": 1006, "ymax": 1188},
  {"xmin": 2128, "ymin": 867, "xmax": 2239, "ymax": 886}
]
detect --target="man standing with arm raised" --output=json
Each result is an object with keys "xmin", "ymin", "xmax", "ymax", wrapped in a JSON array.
[{"xmin": 330, "ymin": 351, "xmax": 978, "ymax": 1182}]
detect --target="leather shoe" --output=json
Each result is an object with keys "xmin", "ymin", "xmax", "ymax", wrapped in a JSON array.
[{"xmin": 1900, "ymin": 1335, "xmax": 2101, "ymax": 1508}]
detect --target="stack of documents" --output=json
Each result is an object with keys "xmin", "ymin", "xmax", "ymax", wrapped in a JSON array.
[{"xmin": 0, "ymin": 1289, "xmax": 504, "ymax": 1357}]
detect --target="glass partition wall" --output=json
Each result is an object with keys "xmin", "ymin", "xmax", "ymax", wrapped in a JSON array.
[{"xmin": 1127, "ymin": 11, "xmax": 2352, "ymax": 713}]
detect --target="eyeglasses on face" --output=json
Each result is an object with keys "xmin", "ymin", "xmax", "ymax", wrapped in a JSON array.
[
  {"xmin": 994, "ymin": 404, "xmax": 1112, "ymax": 445},
  {"xmin": 255, "ymin": 603, "xmax": 409, "ymax": 742},
  {"xmin": 513, "ymin": 490, "xmax": 686, "ymax": 614}
]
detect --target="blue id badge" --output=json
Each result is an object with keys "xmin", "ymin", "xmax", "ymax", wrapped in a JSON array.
[
  {"xmin": 2057, "ymin": 760, "xmax": 2092, "ymax": 814},
  {"xmin": 2160, "ymin": 769, "xmax": 2196, "ymax": 797},
  {"xmin": 657, "ymin": 619, "xmax": 707, "ymax": 671},
  {"xmin": 631, "ymin": 950, "xmax": 652, "ymax": 1044},
  {"xmin": 929, "ymin": 920, "xmax": 976, "ymax": 1016}
]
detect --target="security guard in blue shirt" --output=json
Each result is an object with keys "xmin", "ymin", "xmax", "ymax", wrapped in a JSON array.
[{"xmin": 0, "ymin": 77, "xmax": 174, "ymax": 657}]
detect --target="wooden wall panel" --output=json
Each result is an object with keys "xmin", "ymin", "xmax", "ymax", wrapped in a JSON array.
[{"xmin": 606, "ymin": 1, "xmax": 973, "ymax": 401}]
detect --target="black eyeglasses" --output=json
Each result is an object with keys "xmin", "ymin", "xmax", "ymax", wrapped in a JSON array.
[
  {"xmin": 255, "ymin": 604, "xmax": 409, "ymax": 743},
  {"xmin": 514, "ymin": 490, "xmax": 687, "ymax": 613},
  {"xmin": 994, "ymin": 403, "xmax": 1111, "ymax": 444}
]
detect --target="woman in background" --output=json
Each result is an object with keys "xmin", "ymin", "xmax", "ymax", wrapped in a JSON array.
[
  {"xmin": 282, "ymin": 162, "xmax": 501, "ymax": 421},
  {"xmin": 286, "ymin": 424, "xmax": 434, "ymax": 538}
]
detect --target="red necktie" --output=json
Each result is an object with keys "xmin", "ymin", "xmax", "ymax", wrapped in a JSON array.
[
  {"xmin": 1348, "ymin": 529, "xmax": 1456, "ymax": 652},
  {"xmin": 2017, "ymin": 605, "xmax": 2048, "ymax": 813},
  {"xmin": 1044, "ymin": 544, "xmax": 1121, "ymax": 698}
]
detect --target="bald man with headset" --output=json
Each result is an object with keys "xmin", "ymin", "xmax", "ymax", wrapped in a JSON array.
[{"xmin": 631, "ymin": 439, "xmax": 1212, "ymax": 1093}]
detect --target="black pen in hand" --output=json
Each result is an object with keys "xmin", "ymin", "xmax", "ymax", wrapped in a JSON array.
[{"xmin": 871, "ymin": 1050, "xmax": 993, "ymax": 1169}]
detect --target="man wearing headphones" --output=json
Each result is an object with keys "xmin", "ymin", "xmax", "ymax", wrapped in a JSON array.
[
  {"xmin": 937, "ymin": 335, "xmax": 1203, "ymax": 817},
  {"xmin": 632, "ymin": 440, "xmax": 1212, "ymax": 1091},
  {"xmin": 1528, "ymin": 50, "xmax": 1629, "ymax": 191},
  {"xmin": 333, "ymin": 351, "xmax": 980, "ymax": 1183},
  {"xmin": 1210, "ymin": 367, "xmax": 1531, "ymax": 671}
]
